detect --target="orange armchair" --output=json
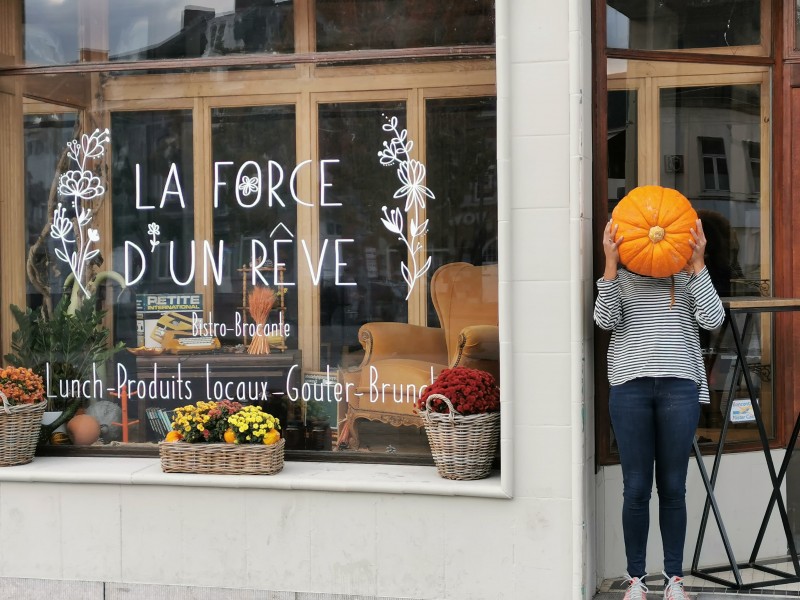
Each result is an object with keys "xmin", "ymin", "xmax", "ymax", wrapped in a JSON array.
[{"xmin": 339, "ymin": 262, "xmax": 499, "ymax": 449}]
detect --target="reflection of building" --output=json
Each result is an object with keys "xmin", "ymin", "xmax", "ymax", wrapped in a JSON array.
[{"xmin": 110, "ymin": 2, "xmax": 293, "ymax": 60}]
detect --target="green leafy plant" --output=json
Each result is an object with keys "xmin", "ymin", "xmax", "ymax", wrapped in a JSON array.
[{"xmin": 4, "ymin": 294, "xmax": 124, "ymax": 440}]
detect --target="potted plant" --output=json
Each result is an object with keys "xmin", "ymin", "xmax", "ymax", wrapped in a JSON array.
[
  {"xmin": 417, "ymin": 367, "xmax": 501, "ymax": 480},
  {"xmin": 160, "ymin": 400, "xmax": 284, "ymax": 475},
  {"xmin": 0, "ymin": 366, "xmax": 47, "ymax": 466},
  {"xmin": 4, "ymin": 293, "xmax": 124, "ymax": 444}
]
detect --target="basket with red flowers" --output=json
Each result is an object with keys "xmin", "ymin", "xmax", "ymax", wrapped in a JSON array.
[
  {"xmin": 0, "ymin": 366, "xmax": 47, "ymax": 467},
  {"xmin": 416, "ymin": 367, "xmax": 500, "ymax": 481}
]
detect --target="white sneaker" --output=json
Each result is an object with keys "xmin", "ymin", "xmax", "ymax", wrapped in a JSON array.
[
  {"xmin": 623, "ymin": 572, "xmax": 649, "ymax": 600},
  {"xmin": 662, "ymin": 572, "xmax": 691, "ymax": 600}
]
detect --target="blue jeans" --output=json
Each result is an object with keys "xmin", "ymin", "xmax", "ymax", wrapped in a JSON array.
[{"xmin": 609, "ymin": 377, "xmax": 700, "ymax": 579}]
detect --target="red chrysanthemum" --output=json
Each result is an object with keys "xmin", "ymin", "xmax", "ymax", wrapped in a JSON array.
[{"xmin": 417, "ymin": 367, "xmax": 500, "ymax": 416}]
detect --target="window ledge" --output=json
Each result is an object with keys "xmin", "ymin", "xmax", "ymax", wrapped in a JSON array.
[{"xmin": 0, "ymin": 456, "xmax": 509, "ymax": 498}]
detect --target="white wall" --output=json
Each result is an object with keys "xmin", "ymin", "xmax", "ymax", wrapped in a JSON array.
[{"xmin": 597, "ymin": 451, "xmax": 789, "ymax": 582}]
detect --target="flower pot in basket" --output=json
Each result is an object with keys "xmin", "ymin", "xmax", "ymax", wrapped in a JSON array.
[
  {"xmin": 0, "ymin": 392, "xmax": 47, "ymax": 467},
  {"xmin": 420, "ymin": 393, "xmax": 500, "ymax": 481},
  {"xmin": 159, "ymin": 438, "xmax": 285, "ymax": 475}
]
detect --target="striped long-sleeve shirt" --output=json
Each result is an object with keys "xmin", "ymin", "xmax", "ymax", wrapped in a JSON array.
[{"xmin": 593, "ymin": 267, "xmax": 725, "ymax": 403}]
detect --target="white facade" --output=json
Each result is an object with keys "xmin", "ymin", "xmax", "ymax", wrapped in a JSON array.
[{"xmin": 0, "ymin": 1, "xmax": 786, "ymax": 599}]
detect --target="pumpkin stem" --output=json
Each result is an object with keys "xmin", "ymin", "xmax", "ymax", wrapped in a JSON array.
[{"xmin": 649, "ymin": 225, "xmax": 666, "ymax": 243}]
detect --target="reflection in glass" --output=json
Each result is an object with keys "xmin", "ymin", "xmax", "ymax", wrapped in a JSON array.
[
  {"xmin": 22, "ymin": 0, "xmax": 294, "ymax": 65},
  {"xmin": 318, "ymin": 102, "xmax": 407, "ymax": 369},
  {"xmin": 109, "ymin": 0, "xmax": 294, "ymax": 61},
  {"xmin": 24, "ymin": 0, "xmax": 79, "ymax": 64},
  {"xmin": 659, "ymin": 83, "xmax": 769, "ymax": 442},
  {"xmin": 606, "ymin": 0, "xmax": 761, "ymax": 51},
  {"xmin": 210, "ymin": 105, "xmax": 298, "ymax": 347},
  {"xmin": 425, "ymin": 96, "xmax": 497, "ymax": 327},
  {"xmin": 607, "ymin": 89, "xmax": 638, "ymax": 213},
  {"xmin": 660, "ymin": 84, "xmax": 759, "ymax": 295},
  {"xmin": 316, "ymin": 0, "xmax": 494, "ymax": 51},
  {"xmin": 111, "ymin": 110, "xmax": 195, "ymax": 346},
  {"xmin": 24, "ymin": 112, "xmax": 79, "ymax": 310}
]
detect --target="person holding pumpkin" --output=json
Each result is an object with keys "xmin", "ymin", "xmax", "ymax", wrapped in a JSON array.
[{"xmin": 594, "ymin": 186, "xmax": 725, "ymax": 600}]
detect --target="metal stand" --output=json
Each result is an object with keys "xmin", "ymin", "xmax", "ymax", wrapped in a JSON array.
[{"xmin": 691, "ymin": 297, "xmax": 800, "ymax": 589}]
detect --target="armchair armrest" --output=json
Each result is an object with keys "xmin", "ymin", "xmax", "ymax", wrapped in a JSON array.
[
  {"xmin": 358, "ymin": 322, "xmax": 448, "ymax": 366},
  {"xmin": 453, "ymin": 325, "xmax": 499, "ymax": 364}
]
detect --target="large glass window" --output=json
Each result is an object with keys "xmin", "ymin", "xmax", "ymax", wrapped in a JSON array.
[{"xmin": 1, "ymin": 1, "xmax": 498, "ymax": 464}]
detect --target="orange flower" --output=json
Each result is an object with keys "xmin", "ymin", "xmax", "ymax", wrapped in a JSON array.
[{"xmin": 0, "ymin": 366, "xmax": 45, "ymax": 406}]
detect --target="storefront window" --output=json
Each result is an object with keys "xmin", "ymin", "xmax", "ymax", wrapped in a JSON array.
[
  {"xmin": 1, "ymin": 1, "xmax": 498, "ymax": 463},
  {"xmin": 606, "ymin": 0, "xmax": 764, "ymax": 54}
]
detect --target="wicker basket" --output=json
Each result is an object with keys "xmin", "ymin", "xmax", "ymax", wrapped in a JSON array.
[
  {"xmin": 159, "ymin": 438, "xmax": 285, "ymax": 475},
  {"xmin": 420, "ymin": 393, "xmax": 500, "ymax": 481},
  {"xmin": 0, "ymin": 392, "xmax": 47, "ymax": 467}
]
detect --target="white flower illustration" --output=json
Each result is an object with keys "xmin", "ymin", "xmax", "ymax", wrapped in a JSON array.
[
  {"xmin": 377, "ymin": 115, "xmax": 434, "ymax": 300},
  {"xmin": 58, "ymin": 170, "xmax": 105, "ymax": 201},
  {"xmin": 148, "ymin": 222, "xmax": 161, "ymax": 252},
  {"xmin": 380, "ymin": 206, "xmax": 403, "ymax": 235},
  {"xmin": 50, "ymin": 128, "xmax": 111, "ymax": 298},
  {"xmin": 394, "ymin": 159, "xmax": 433, "ymax": 212},
  {"xmin": 238, "ymin": 175, "xmax": 259, "ymax": 196},
  {"xmin": 50, "ymin": 204, "xmax": 74, "ymax": 241}
]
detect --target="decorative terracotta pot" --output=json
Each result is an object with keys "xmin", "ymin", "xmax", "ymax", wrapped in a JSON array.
[{"xmin": 66, "ymin": 414, "xmax": 101, "ymax": 446}]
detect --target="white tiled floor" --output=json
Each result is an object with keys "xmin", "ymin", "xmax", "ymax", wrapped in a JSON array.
[{"xmin": 598, "ymin": 562, "xmax": 800, "ymax": 597}]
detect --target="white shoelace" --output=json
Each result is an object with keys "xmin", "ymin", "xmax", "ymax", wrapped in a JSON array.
[
  {"xmin": 624, "ymin": 572, "xmax": 649, "ymax": 600},
  {"xmin": 662, "ymin": 572, "xmax": 690, "ymax": 600}
]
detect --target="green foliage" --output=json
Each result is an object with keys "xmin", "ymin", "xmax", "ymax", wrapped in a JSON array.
[{"xmin": 4, "ymin": 294, "xmax": 124, "ymax": 414}]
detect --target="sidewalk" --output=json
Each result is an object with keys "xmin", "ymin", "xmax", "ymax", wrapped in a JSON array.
[{"xmin": 596, "ymin": 563, "xmax": 800, "ymax": 599}]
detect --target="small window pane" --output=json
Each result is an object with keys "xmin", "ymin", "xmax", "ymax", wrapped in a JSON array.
[
  {"xmin": 316, "ymin": 0, "xmax": 495, "ymax": 51},
  {"xmin": 607, "ymin": 0, "xmax": 762, "ymax": 52},
  {"xmin": 425, "ymin": 96, "xmax": 497, "ymax": 327},
  {"xmin": 109, "ymin": 0, "xmax": 294, "ymax": 61},
  {"xmin": 111, "ymin": 110, "xmax": 195, "ymax": 345},
  {"xmin": 24, "ymin": 111, "xmax": 80, "ymax": 309},
  {"xmin": 317, "ymin": 102, "xmax": 408, "ymax": 369},
  {"xmin": 22, "ymin": 0, "xmax": 294, "ymax": 65},
  {"xmin": 24, "ymin": 0, "xmax": 79, "ymax": 64},
  {"xmin": 607, "ymin": 89, "xmax": 638, "ymax": 211},
  {"xmin": 210, "ymin": 105, "xmax": 298, "ymax": 349}
]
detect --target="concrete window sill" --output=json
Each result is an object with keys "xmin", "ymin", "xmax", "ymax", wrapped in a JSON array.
[{"xmin": 0, "ymin": 456, "xmax": 510, "ymax": 498}]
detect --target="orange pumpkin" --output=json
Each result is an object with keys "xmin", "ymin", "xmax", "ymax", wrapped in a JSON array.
[
  {"xmin": 611, "ymin": 185, "xmax": 698, "ymax": 278},
  {"xmin": 165, "ymin": 430, "xmax": 183, "ymax": 443}
]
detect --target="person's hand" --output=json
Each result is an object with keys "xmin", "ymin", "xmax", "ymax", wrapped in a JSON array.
[
  {"xmin": 687, "ymin": 218, "xmax": 707, "ymax": 274},
  {"xmin": 603, "ymin": 220, "xmax": 623, "ymax": 280}
]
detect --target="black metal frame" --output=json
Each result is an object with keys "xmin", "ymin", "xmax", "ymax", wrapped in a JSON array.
[{"xmin": 692, "ymin": 299, "xmax": 800, "ymax": 589}]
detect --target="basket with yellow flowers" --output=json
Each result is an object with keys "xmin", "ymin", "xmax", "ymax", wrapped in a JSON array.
[{"xmin": 159, "ymin": 400, "xmax": 283, "ymax": 475}]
